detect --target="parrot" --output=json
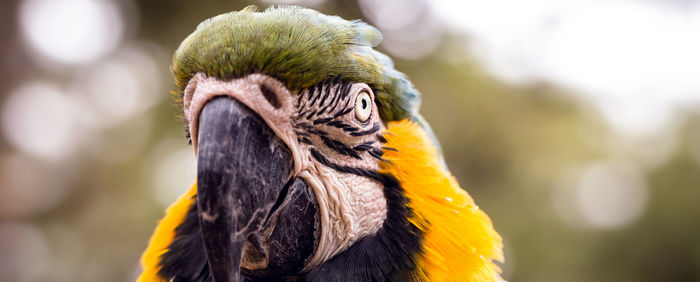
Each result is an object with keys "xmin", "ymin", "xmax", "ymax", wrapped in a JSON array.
[{"xmin": 138, "ymin": 6, "xmax": 503, "ymax": 282}]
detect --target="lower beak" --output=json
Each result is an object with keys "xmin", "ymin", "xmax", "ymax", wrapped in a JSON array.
[{"xmin": 196, "ymin": 96, "xmax": 315, "ymax": 281}]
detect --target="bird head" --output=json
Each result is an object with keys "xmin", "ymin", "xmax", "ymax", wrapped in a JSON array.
[{"xmin": 139, "ymin": 6, "xmax": 503, "ymax": 282}]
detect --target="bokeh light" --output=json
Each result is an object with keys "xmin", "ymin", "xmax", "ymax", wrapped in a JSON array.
[
  {"xmin": 1, "ymin": 81, "xmax": 82, "ymax": 162},
  {"xmin": 553, "ymin": 161, "xmax": 649, "ymax": 230},
  {"xmin": 19, "ymin": 0, "xmax": 124, "ymax": 66},
  {"xmin": 575, "ymin": 161, "xmax": 648, "ymax": 229},
  {"xmin": 358, "ymin": 0, "xmax": 441, "ymax": 60},
  {"xmin": 71, "ymin": 43, "xmax": 166, "ymax": 127}
]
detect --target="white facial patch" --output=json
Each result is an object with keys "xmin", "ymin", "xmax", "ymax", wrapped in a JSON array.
[
  {"xmin": 183, "ymin": 73, "xmax": 311, "ymax": 173},
  {"xmin": 184, "ymin": 73, "xmax": 388, "ymax": 271}
]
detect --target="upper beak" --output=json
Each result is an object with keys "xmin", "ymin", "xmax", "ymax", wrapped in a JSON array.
[{"xmin": 196, "ymin": 96, "xmax": 317, "ymax": 281}]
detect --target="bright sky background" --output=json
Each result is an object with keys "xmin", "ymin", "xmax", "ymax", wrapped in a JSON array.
[{"xmin": 431, "ymin": 0, "xmax": 700, "ymax": 137}]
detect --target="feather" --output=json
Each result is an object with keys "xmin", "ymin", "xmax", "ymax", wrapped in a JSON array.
[{"xmin": 381, "ymin": 120, "xmax": 504, "ymax": 281}]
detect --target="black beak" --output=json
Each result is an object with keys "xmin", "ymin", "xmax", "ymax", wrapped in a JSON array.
[{"xmin": 196, "ymin": 96, "xmax": 318, "ymax": 282}]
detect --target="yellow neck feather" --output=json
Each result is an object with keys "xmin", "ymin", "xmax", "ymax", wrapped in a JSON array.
[
  {"xmin": 380, "ymin": 120, "xmax": 504, "ymax": 282},
  {"xmin": 138, "ymin": 183, "xmax": 197, "ymax": 282}
]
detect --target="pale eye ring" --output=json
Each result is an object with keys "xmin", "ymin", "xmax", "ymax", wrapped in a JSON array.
[{"xmin": 354, "ymin": 91, "xmax": 372, "ymax": 122}]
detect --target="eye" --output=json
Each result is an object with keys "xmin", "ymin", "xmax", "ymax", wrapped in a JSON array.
[{"xmin": 354, "ymin": 91, "xmax": 372, "ymax": 122}]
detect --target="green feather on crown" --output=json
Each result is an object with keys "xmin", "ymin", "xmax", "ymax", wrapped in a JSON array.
[{"xmin": 172, "ymin": 5, "xmax": 443, "ymax": 156}]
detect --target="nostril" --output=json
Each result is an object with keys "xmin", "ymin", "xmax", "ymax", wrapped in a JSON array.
[{"xmin": 260, "ymin": 84, "xmax": 281, "ymax": 109}]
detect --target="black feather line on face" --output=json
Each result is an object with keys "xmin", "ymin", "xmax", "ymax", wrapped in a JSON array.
[
  {"xmin": 350, "ymin": 123, "xmax": 380, "ymax": 136},
  {"xmin": 326, "ymin": 120, "xmax": 344, "ymax": 127},
  {"xmin": 368, "ymin": 147, "xmax": 384, "ymax": 160},
  {"xmin": 340, "ymin": 82, "xmax": 353, "ymax": 98},
  {"xmin": 309, "ymin": 82, "xmax": 325, "ymax": 107},
  {"xmin": 310, "ymin": 148, "xmax": 376, "ymax": 179},
  {"xmin": 312, "ymin": 117, "xmax": 334, "ymax": 125},
  {"xmin": 300, "ymin": 137, "xmax": 313, "ymax": 145},
  {"xmin": 318, "ymin": 85, "xmax": 331, "ymax": 107},
  {"xmin": 319, "ymin": 135, "xmax": 361, "ymax": 159},
  {"xmin": 308, "ymin": 129, "xmax": 328, "ymax": 136},
  {"xmin": 307, "ymin": 83, "xmax": 317, "ymax": 100},
  {"xmin": 333, "ymin": 106, "xmax": 353, "ymax": 119},
  {"xmin": 324, "ymin": 86, "xmax": 344, "ymax": 115},
  {"xmin": 298, "ymin": 122, "xmax": 313, "ymax": 129},
  {"xmin": 295, "ymin": 79, "xmax": 389, "ymax": 164},
  {"xmin": 305, "ymin": 109, "xmax": 318, "ymax": 120},
  {"xmin": 341, "ymin": 126, "xmax": 360, "ymax": 133},
  {"xmin": 340, "ymin": 81, "xmax": 352, "ymax": 100},
  {"xmin": 297, "ymin": 88, "xmax": 306, "ymax": 108},
  {"xmin": 333, "ymin": 123, "xmax": 350, "ymax": 130},
  {"xmin": 317, "ymin": 82, "xmax": 347, "ymax": 116}
]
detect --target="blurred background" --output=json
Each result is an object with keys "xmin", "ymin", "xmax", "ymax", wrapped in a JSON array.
[{"xmin": 0, "ymin": 0, "xmax": 699, "ymax": 281}]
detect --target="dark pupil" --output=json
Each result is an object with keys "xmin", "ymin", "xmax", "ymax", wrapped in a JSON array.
[{"xmin": 361, "ymin": 98, "xmax": 367, "ymax": 109}]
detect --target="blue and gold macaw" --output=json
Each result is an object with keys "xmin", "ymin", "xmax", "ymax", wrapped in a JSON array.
[{"xmin": 139, "ymin": 6, "xmax": 502, "ymax": 282}]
